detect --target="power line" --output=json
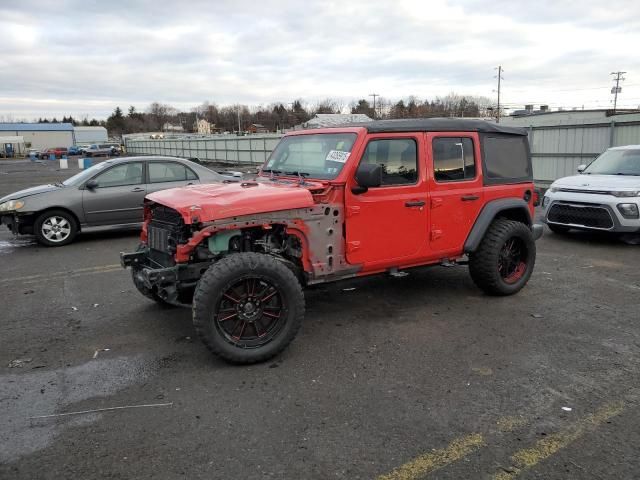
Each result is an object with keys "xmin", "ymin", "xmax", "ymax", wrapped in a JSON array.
[
  {"xmin": 494, "ymin": 66, "xmax": 504, "ymax": 123},
  {"xmin": 369, "ymin": 93, "xmax": 379, "ymax": 119},
  {"xmin": 611, "ymin": 71, "xmax": 626, "ymax": 114}
]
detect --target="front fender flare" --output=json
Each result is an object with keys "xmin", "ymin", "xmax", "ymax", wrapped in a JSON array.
[{"xmin": 464, "ymin": 198, "xmax": 532, "ymax": 253}]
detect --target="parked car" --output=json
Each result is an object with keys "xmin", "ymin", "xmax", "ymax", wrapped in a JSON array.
[
  {"xmin": 542, "ymin": 145, "xmax": 640, "ymax": 234},
  {"xmin": 67, "ymin": 146, "xmax": 83, "ymax": 155},
  {"xmin": 121, "ymin": 118, "xmax": 543, "ymax": 364},
  {"xmin": 0, "ymin": 156, "xmax": 234, "ymax": 246},
  {"xmin": 25, "ymin": 148, "xmax": 39, "ymax": 158},
  {"xmin": 35, "ymin": 147, "xmax": 68, "ymax": 159},
  {"xmin": 84, "ymin": 144, "xmax": 119, "ymax": 157}
]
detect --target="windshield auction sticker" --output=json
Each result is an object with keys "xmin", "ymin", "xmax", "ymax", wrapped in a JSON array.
[{"xmin": 326, "ymin": 150, "xmax": 350, "ymax": 163}]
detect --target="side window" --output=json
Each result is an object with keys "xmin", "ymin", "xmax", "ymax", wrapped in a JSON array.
[
  {"xmin": 186, "ymin": 167, "xmax": 198, "ymax": 180},
  {"xmin": 148, "ymin": 162, "xmax": 188, "ymax": 183},
  {"xmin": 433, "ymin": 137, "xmax": 476, "ymax": 182},
  {"xmin": 360, "ymin": 138, "xmax": 418, "ymax": 186},
  {"xmin": 93, "ymin": 162, "xmax": 143, "ymax": 187}
]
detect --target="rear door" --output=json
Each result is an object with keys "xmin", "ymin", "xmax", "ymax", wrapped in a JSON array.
[
  {"xmin": 145, "ymin": 161, "xmax": 199, "ymax": 195},
  {"xmin": 345, "ymin": 133, "xmax": 429, "ymax": 267},
  {"xmin": 427, "ymin": 132, "xmax": 484, "ymax": 255},
  {"xmin": 82, "ymin": 161, "xmax": 146, "ymax": 225}
]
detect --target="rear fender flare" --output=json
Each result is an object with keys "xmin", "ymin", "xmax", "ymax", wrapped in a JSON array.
[{"xmin": 464, "ymin": 199, "xmax": 532, "ymax": 253}]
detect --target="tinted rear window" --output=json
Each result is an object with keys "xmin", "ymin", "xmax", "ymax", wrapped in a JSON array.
[{"xmin": 482, "ymin": 135, "xmax": 531, "ymax": 183}]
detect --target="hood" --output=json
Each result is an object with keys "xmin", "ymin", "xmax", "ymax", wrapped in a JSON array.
[
  {"xmin": 146, "ymin": 179, "xmax": 319, "ymax": 223},
  {"xmin": 0, "ymin": 184, "xmax": 62, "ymax": 203},
  {"xmin": 553, "ymin": 174, "xmax": 640, "ymax": 191}
]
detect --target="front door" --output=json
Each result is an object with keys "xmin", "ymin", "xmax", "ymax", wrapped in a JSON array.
[
  {"xmin": 427, "ymin": 133, "xmax": 484, "ymax": 255},
  {"xmin": 345, "ymin": 134, "xmax": 429, "ymax": 267},
  {"xmin": 82, "ymin": 161, "xmax": 146, "ymax": 225}
]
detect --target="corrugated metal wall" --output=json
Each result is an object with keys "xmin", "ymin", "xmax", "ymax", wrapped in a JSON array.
[
  {"xmin": 125, "ymin": 121, "xmax": 640, "ymax": 183},
  {"xmin": 529, "ymin": 120, "xmax": 640, "ymax": 182},
  {"xmin": 125, "ymin": 135, "xmax": 283, "ymax": 165}
]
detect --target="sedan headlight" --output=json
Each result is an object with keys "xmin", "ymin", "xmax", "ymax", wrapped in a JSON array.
[
  {"xmin": 0, "ymin": 199, "xmax": 25, "ymax": 212},
  {"xmin": 611, "ymin": 191, "xmax": 640, "ymax": 198}
]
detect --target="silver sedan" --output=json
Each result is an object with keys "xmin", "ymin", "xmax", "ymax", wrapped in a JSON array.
[{"xmin": 0, "ymin": 156, "xmax": 232, "ymax": 246}]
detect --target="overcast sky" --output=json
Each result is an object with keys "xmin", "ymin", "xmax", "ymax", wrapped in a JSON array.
[{"xmin": 1, "ymin": 0, "xmax": 640, "ymax": 120}]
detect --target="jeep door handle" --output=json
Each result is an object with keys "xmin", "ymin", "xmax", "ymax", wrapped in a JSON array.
[
  {"xmin": 461, "ymin": 194, "xmax": 480, "ymax": 201},
  {"xmin": 131, "ymin": 187, "xmax": 145, "ymax": 192},
  {"xmin": 405, "ymin": 200, "xmax": 426, "ymax": 207}
]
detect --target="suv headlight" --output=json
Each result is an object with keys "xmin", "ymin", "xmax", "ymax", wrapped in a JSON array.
[
  {"xmin": 0, "ymin": 199, "xmax": 25, "ymax": 212},
  {"xmin": 611, "ymin": 191, "xmax": 640, "ymax": 198},
  {"xmin": 617, "ymin": 203, "xmax": 639, "ymax": 218},
  {"xmin": 549, "ymin": 187, "xmax": 559, "ymax": 193}
]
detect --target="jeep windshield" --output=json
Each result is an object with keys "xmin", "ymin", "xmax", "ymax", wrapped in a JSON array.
[
  {"xmin": 262, "ymin": 133, "xmax": 357, "ymax": 180},
  {"xmin": 584, "ymin": 149, "xmax": 640, "ymax": 176}
]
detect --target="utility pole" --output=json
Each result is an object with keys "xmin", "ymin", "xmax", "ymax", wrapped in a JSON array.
[
  {"xmin": 610, "ymin": 71, "xmax": 626, "ymax": 114},
  {"xmin": 237, "ymin": 105, "xmax": 241, "ymax": 134},
  {"xmin": 369, "ymin": 93, "xmax": 379, "ymax": 119},
  {"xmin": 494, "ymin": 66, "xmax": 504, "ymax": 123}
]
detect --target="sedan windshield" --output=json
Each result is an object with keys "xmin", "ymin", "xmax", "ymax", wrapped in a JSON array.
[
  {"xmin": 584, "ymin": 149, "xmax": 640, "ymax": 176},
  {"xmin": 262, "ymin": 133, "xmax": 357, "ymax": 180},
  {"xmin": 62, "ymin": 161, "xmax": 111, "ymax": 186}
]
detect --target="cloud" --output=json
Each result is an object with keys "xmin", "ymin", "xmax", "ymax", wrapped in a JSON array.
[{"xmin": 1, "ymin": 0, "xmax": 639, "ymax": 120}]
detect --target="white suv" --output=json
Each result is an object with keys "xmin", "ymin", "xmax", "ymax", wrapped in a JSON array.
[{"xmin": 542, "ymin": 145, "xmax": 640, "ymax": 234}]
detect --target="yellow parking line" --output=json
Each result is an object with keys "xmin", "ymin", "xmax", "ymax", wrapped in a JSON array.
[
  {"xmin": 376, "ymin": 433, "xmax": 485, "ymax": 480},
  {"xmin": 491, "ymin": 401, "xmax": 625, "ymax": 480},
  {"xmin": 1, "ymin": 264, "xmax": 122, "ymax": 284}
]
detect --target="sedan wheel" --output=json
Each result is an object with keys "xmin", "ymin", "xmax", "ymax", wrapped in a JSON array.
[{"xmin": 34, "ymin": 210, "xmax": 78, "ymax": 246}]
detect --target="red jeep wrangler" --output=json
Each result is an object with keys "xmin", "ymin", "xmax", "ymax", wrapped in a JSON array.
[{"xmin": 121, "ymin": 119, "xmax": 543, "ymax": 363}]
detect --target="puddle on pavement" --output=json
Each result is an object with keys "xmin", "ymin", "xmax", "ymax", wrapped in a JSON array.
[
  {"xmin": 0, "ymin": 355, "xmax": 153, "ymax": 463},
  {"xmin": 0, "ymin": 238, "xmax": 37, "ymax": 254}
]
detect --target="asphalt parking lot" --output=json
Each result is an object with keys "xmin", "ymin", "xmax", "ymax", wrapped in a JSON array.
[{"xmin": 1, "ymin": 159, "xmax": 639, "ymax": 480}]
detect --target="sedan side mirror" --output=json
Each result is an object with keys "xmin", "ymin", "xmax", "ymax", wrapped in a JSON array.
[
  {"xmin": 577, "ymin": 164, "xmax": 587, "ymax": 173},
  {"xmin": 352, "ymin": 163, "xmax": 382, "ymax": 194},
  {"xmin": 85, "ymin": 179, "xmax": 99, "ymax": 190}
]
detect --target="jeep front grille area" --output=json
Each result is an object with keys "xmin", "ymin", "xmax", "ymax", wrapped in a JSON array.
[
  {"xmin": 548, "ymin": 203, "xmax": 614, "ymax": 230},
  {"xmin": 146, "ymin": 205, "xmax": 189, "ymax": 265},
  {"xmin": 148, "ymin": 224, "xmax": 170, "ymax": 252}
]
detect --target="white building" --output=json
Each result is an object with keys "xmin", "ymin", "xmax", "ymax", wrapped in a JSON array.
[
  {"xmin": 74, "ymin": 126, "xmax": 108, "ymax": 144},
  {"xmin": 301, "ymin": 113, "xmax": 373, "ymax": 129},
  {"xmin": 163, "ymin": 123, "xmax": 184, "ymax": 132},
  {"xmin": 194, "ymin": 118, "xmax": 211, "ymax": 134},
  {"xmin": 0, "ymin": 123, "xmax": 75, "ymax": 150}
]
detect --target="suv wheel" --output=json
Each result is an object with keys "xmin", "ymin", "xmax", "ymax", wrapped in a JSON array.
[
  {"xmin": 548, "ymin": 223, "xmax": 570, "ymax": 234},
  {"xmin": 193, "ymin": 253, "xmax": 304, "ymax": 364},
  {"xmin": 34, "ymin": 210, "xmax": 78, "ymax": 246},
  {"xmin": 469, "ymin": 219, "xmax": 536, "ymax": 296}
]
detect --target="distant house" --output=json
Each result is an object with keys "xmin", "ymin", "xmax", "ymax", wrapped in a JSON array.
[
  {"xmin": 301, "ymin": 114, "xmax": 372, "ymax": 129},
  {"xmin": 194, "ymin": 119, "xmax": 211, "ymax": 135},
  {"xmin": 247, "ymin": 123, "xmax": 269, "ymax": 134},
  {"xmin": 162, "ymin": 123, "xmax": 184, "ymax": 132}
]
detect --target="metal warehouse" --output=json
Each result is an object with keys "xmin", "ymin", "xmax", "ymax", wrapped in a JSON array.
[
  {"xmin": 0, "ymin": 123, "xmax": 75, "ymax": 150},
  {"xmin": 73, "ymin": 126, "xmax": 108, "ymax": 144}
]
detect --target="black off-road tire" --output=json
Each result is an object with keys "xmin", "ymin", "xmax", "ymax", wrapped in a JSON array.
[
  {"xmin": 548, "ymin": 223, "xmax": 570, "ymax": 234},
  {"xmin": 34, "ymin": 209, "xmax": 78, "ymax": 247},
  {"xmin": 192, "ymin": 253, "xmax": 305, "ymax": 364},
  {"xmin": 469, "ymin": 219, "xmax": 536, "ymax": 296}
]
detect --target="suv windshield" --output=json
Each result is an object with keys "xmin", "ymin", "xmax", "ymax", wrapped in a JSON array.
[
  {"xmin": 263, "ymin": 133, "xmax": 357, "ymax": 180},
  {"xmin": 584, "ymin": 148, "xmax": 640, "ymax": 176}
]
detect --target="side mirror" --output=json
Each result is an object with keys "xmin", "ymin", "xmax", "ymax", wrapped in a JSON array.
[
  {"xmin": 85, "ymin": 179, "xmax": 98, "ymax": 190},
  {"xmin": 577, "ymin": 164, "xmax": 587, "ymax": 173},
  {"xmin": 352, "ymin": 163, "xmax": 382, "ymax": 194}
]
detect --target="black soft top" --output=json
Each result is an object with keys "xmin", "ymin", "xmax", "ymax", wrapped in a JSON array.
[{"xmin": 349, "ymin": 118, "xmax": 527, "ymax": 136}]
